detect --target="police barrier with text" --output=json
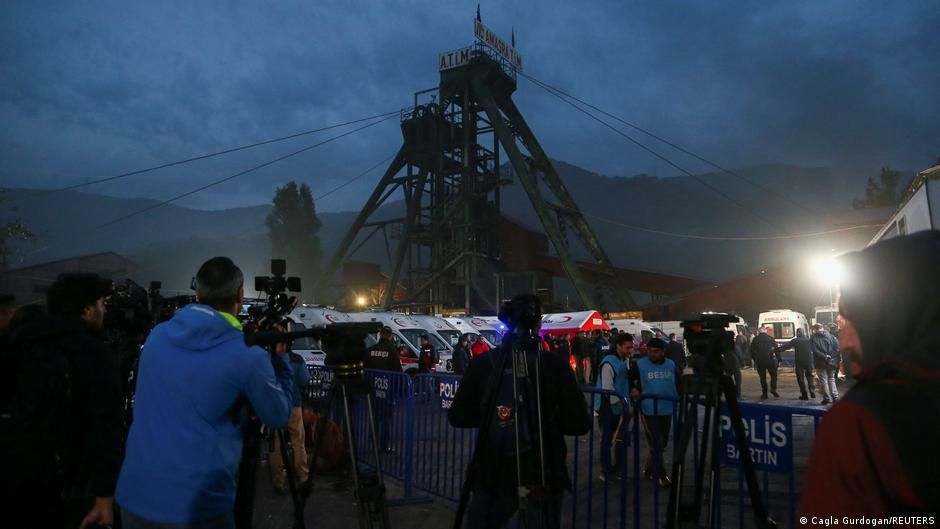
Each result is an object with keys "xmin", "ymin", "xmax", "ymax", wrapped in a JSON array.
[{"xmin": 310, "ymin": 368, "xmax": 825, "ymax": 529}]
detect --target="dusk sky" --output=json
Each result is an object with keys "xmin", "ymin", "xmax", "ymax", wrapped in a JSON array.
[{"xmin": 2, "ymin": 1, "xmax": 937, "ymax": 212}]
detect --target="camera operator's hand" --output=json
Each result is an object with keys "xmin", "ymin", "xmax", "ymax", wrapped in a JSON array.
[{"xmin": 79, "ymin": 496, "xmax": 114, "ymax": 529}]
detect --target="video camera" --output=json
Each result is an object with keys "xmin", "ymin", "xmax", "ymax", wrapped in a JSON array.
[
  {"xmin": 248, "ymin": 259, "xmax": 302, "ymax": 327},
  {"xmin": 497, "ymin": 294, "xmax": 542, "ymax": 335},
  {"xmin": 681, "ymin": 312, "xmax": 737, "ymax": 376},
  {"xmin": 246, "ymin": 259, "xmax": 379, "ymax": 374}
]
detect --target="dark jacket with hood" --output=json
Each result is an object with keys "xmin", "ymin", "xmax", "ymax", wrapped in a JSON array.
[
  {"xmin": 800, "ymin": 230, "xmax": 940, "ymax": 517},
  {"xmin": 448, "ymin": 332, "xmax": 591, "ymax": 494},
  {"xmin": 116, "ymin": 304, "xmax": 293, "ymax": 524}
]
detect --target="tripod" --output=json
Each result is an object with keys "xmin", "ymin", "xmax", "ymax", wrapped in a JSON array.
[
  {"xmin": 453, "ymin": 334, "xmax": 557, "ymax": 529},
  {"xmin": 302, "ymin": 362, "xmax": 391, "ymax": 529},
  {"xmin": 666, "ymin": 372, "xmax": 776, "ymax": 529},
  {"xmin": 233, "ymin": 362, "xmax": 390, "ymax": 529}
]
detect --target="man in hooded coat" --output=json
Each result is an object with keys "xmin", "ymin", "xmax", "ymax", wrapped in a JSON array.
[{"xmin": 800, "ymin": 230, "xmax": 940, "ymax": 517}]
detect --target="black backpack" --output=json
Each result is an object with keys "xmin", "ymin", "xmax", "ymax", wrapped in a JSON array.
[{"xmin": 0, "ymin": 314, "xmax": 76, "ymax": 489}]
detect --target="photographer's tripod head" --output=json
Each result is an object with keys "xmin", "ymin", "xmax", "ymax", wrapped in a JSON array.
[
  {"xmin": 498, "ymin": 293, "xmax": 543, "ymax": 339},
  {"xmin": 681, "ymin": 312, "xmax": 737, "ymax": 376}
]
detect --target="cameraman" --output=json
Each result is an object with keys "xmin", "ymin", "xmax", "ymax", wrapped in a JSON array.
[
  {"xmin": 116, "ymin": 257, "xmax": 293, "ymax": 529},
  {"xmin": 1, "ymin": 274, "xmax": 124, "ymax": 529},
  {"xmin": 448, "ymin": 294, "xmax": 591, "ymax": 529}
]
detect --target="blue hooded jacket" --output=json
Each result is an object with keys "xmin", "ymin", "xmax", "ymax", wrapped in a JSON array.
[{"xmin": 116, "ymin": 304, "xmax": 293, "ymax": 523}]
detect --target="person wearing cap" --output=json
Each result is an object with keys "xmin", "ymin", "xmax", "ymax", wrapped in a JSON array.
[
  {"xmin": 628, "ymin": 337, "xmax": 679, "ymax": 487},
  {"xmin": 810, "ymin": 322, "xmax": 840, "ymax": 405},
  {"xmin": 749, "ymin": 326, "xmax": 781, "ymax": 399},
  {"xmin": 800, "ymin": 231, "xmax": 940, "ymax": 517},
  {"xmin": 1, "ymin": 273, "xmax": 124, "ymax": 529},
  {"xmin": 364, "ymin": 326, "xmax": 402, "ymax": 372}
]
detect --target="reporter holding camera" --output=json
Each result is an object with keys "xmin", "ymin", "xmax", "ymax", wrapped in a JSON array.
[
  {"xmin": 116, "ymin": 257, "xmax": 294, "ymax": 529},
  {"xmin": 448, "ymin": 294, "xmax": 591, "ymax": 529}
]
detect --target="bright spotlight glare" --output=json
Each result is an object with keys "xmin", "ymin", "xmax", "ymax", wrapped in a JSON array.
[
  {"xmin": 811, "ymin": 255, "xmax": 845, "ymax": 287},
  {"xmin": 356, "ymin": 296, "xmax": 367, "ymax": 306}
]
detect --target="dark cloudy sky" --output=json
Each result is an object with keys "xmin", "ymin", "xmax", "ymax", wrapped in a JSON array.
[{"xmin": 2, "ymin": 0, "xmax": 937, "ymax": 212}]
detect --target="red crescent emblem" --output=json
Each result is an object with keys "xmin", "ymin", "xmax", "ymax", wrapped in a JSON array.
[
  {"xmin": 559, "ymin": 316, "xmax": 572, "ymax": 323},
  {"xmin": 497, "ymin": 405, "xmax": 512, "ymax": 421},
  {"xmin": 393, "ymin": 318, "xmax": 407, "ymax": 327},
  {"xmin": 325, "ymin": 314, "xmax": 340, "ymax": 323}
]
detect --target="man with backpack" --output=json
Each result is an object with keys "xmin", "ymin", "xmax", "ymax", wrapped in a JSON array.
[
  {"xmin": 1, "ymin": 273, "xmax": 124, "ymax": 529},
  {"xmin": 595, "ymin": 332, "xmax": 633, "ymax": 481}
]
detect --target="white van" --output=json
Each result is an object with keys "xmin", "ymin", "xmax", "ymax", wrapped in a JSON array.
[
  {"xmin": 287, "ymin": 306, "xmax": 359, "ymax": 368},
  {"xmin": 758, "ymin": 309, "xmax": 810, "ymax": 365},
  {"xmin": 607, "ymin": 318, "xmax": 655, "ymax": 344},
  {"xmin": 645, "ymin": 320, "xmax": 685, "ymax": 341},
  {"xmin": 444, "ymin": 317, "xmax": 493, "ymax": 348},
  {"xmin": 723, "ymin": 316, "xmax": 750, "ymax": 338},
  {"xmin": 348, "ymin": 312, "xmax": 449, "ymax": 374},
  {"xmin": 812, "ymin": 306, "xmax": 838, "ymax": 327},
  {"xmin": 466, "ymin": 317, "xmax": 505, "ymax": 347}
]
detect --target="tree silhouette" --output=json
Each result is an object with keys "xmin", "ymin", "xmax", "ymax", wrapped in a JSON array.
[
  {"xmin": 853, "ymin": 167, "xmax": 905, "ymax": 209},
  {"xmin": 265, "ymin": 182, "xmax": 322, "ymax": 302}
]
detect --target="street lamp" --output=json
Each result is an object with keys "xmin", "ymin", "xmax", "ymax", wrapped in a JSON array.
[
  {"xmin": 356, "ymin": 295, "xmax": 367, "ymax": 307},
  {"xmin": 810, "ymin": 255, "xmax": 845, "ymax": 310}
]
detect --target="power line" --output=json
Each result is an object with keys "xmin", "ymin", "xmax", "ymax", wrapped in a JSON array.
[
  {"xmin": 314, "ymin": 154, "xmax": 395, "ymax": 201},
  {"xmin": 522, "ymin": 74, "xmax": 787, "ymax": 233},
  {"xmin": 25, "ymin": 113, "xmax": 399, "ymax": 258},
  {"xmin": 519, "ymin": 72, "xmax": 818, "ymax": 215},
  {"xmin": 582, "ymin": 211, "xmax": 881, "ymax": 241},
  {"xmin": 51, "ymin": 109, "xmax": 404, "ymax": 193}
]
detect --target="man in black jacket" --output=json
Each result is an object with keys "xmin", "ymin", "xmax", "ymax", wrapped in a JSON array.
[
  {"xmin": 1, "ymin": 273, "xmax": 124, "ymax": 529},
  {"xmin": 776, "ymin": 328, "xmax": 815, "ymax": 400},
  {"xmin": 749, "ymin": 327, "xmax": 782, "ymax": 399},
  {"xmin": 364, "ymin": 326, "xmax": 402, "ymax": 372},
  {"xmin": 452, "ymin": 334, "xmax": 472, "ymax": 375},
  {"xmin": 449, "ymin": 294, "xmax": 591, "ymax": 529}
]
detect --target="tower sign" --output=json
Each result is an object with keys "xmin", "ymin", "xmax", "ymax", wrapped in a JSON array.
[{"xmin": 473, "ymin": 19, "xmax": 522, "ymax": 71}]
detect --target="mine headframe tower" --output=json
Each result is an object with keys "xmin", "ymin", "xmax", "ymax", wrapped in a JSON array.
[{"xmin": 322, "ymin": 39, "xmax": 635, "ymax": 314}]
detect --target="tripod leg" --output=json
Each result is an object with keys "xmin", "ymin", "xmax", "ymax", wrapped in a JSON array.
[
  {"xmin": 720, "ymin": 376, "xmax": 776, "ymax": 529},
  {"xmin": 666, "ymin": 376, "xmax": 709, "ymax": 529},
  {"xmin": 276, "ymin": 428, "xmax": 306, "ymax": 529},
  {"xmin": 364, "ymin": 393, "xmax": 392, "ymax": 529},
  {"xmin": 338, "ymin": 384, "xmax": 369, "ymax": 529},
  {"xmin": 301, "ymin": 380, "xmax": 341, "ymax": 503}
]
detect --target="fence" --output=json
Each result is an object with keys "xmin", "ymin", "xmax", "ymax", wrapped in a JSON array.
[{"xmin": 305, "ymin": 367, "xmax": 826, "ymax": 528}]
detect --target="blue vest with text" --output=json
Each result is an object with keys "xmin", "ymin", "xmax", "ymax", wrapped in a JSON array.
[
  {"xmin": 637, "ymin": 356, "xmax": 679, "ymax": 416},
  {"xmin": 593, "ymin": 354, "xmax": 629, "ymax": 415}
]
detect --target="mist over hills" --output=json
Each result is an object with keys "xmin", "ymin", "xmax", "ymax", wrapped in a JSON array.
[{"xmin": 1, "ymin": 161, "xmax": 877, "ymax": 293}]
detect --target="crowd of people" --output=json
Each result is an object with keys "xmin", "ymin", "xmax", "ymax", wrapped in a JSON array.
[{"xmin": 0, "ymin": 231, "xmax": 936, "ymax": 527}]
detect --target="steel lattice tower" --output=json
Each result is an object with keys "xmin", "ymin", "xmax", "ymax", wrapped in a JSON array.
[{"xmin": 322, "ymin": 45, "xmax": 634, "ymax": 313}]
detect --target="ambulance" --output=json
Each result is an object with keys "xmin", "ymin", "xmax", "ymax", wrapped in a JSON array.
[
  {"xmin": 347, "ymin": 312, "xmax": 449, "ymax": 374},
  {"xmin": 757, "ymin": 309, "xmax": 810, "ymax": 365},
  {"xmin": 411, "ymin": 314, "xmax": 458, "ymax": 373}
]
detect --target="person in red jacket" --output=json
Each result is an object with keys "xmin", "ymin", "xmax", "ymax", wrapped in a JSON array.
[
  {"xmin": 799, "ymin": 231, "xmax": 940, "ymax": 520},
  {"xmin": 469, "ymin": 334, "xmax": 490, "ymax": 358}
]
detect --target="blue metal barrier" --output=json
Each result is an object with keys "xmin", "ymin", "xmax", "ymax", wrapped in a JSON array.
[
  {"xmin": 329, "ymin": 368, "xmax": 824, "ymax": 529},
  {"xmin": 411, "ymin": 373, "xmax": 477, "ymax": 502}
]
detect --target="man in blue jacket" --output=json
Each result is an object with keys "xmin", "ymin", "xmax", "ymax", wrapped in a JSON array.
[{"xmin": 116, "ymin": 257, "xmax": 293, "ymax": 529}]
